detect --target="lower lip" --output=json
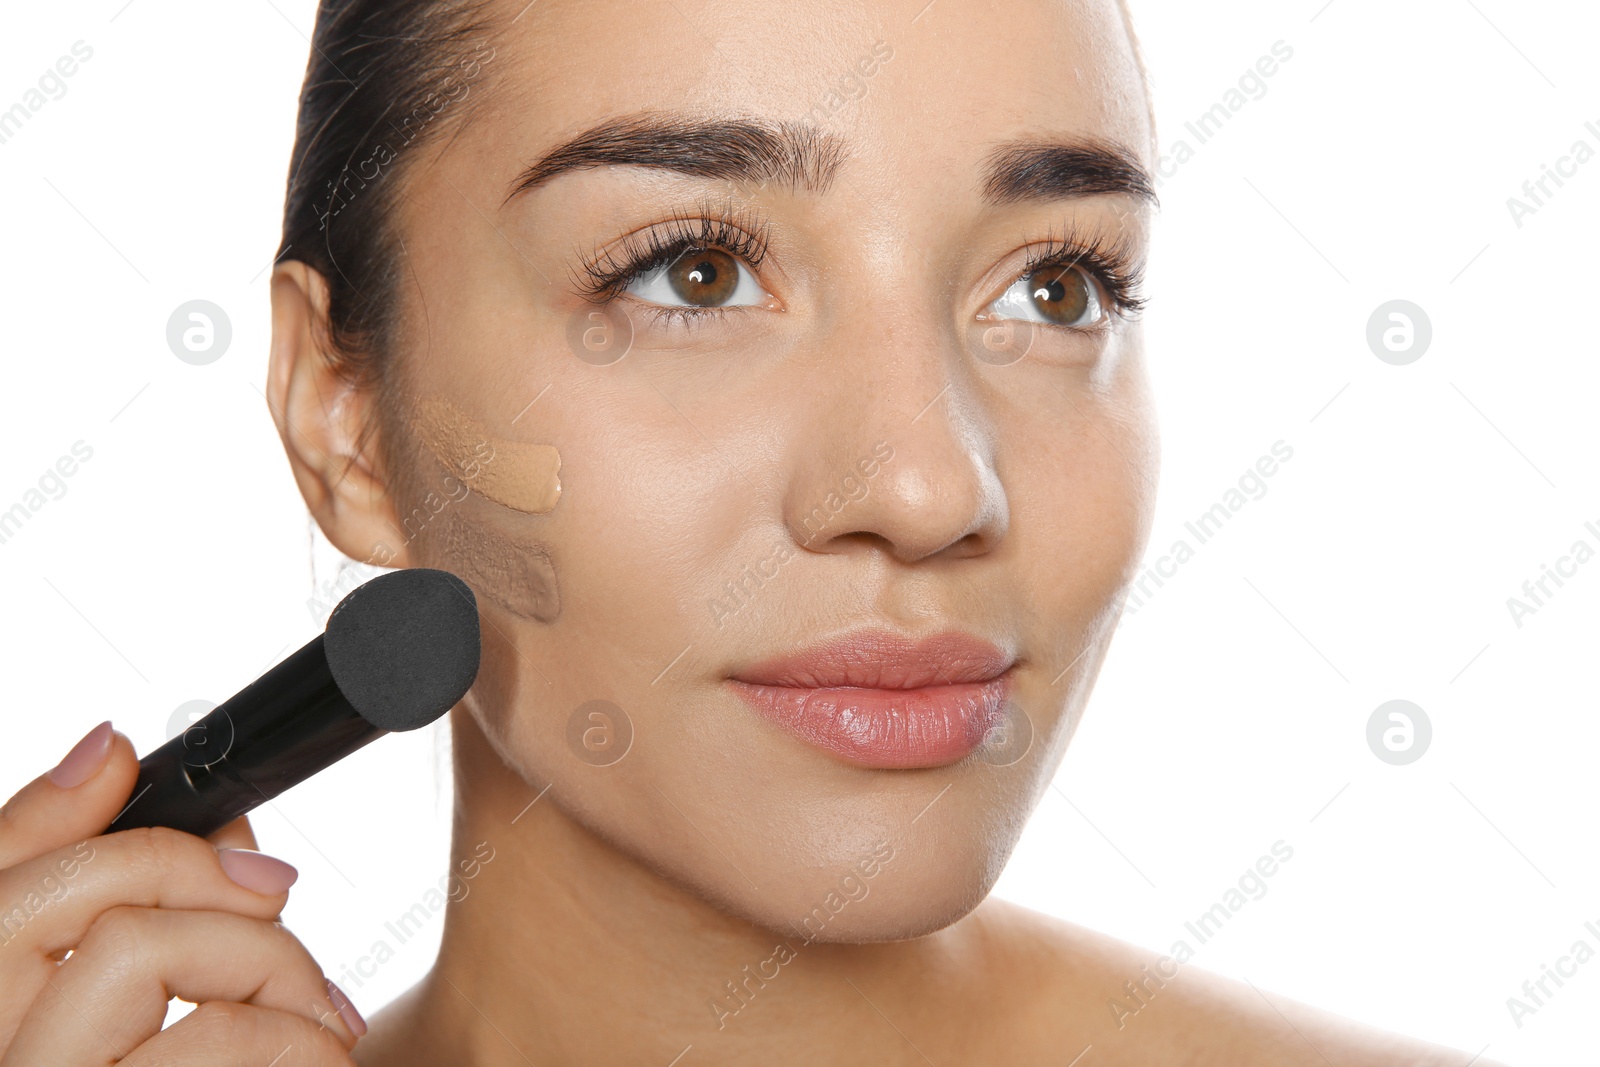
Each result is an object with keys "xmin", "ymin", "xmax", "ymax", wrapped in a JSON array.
[{"xmin": 728, "ymin": 672, "xmax": 1013, "ymax": 769}]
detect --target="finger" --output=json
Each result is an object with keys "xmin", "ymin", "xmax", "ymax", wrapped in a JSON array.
[
  {"xmin": 0, "ymin": 723, "xmax": 140, "ymax": 870},
  {"xmin": 121, "ymin": 1001, "xmax": 356, "ymax": 1067},
  {"xmin": 0, "ymin": 826, "xmax": 297, "ymax": 961},
  {"xmin": 4, "ymin": 906, "xmax": 362, "ymax": 1064},
  {"xmin": 205, "ymin": 815, "xmax": 259, "ymax": 852}
]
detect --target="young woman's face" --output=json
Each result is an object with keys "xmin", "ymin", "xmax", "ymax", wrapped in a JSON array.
[{"xmin": 384, "ymin": 0, "xmax": 1156, "ymax": 938}]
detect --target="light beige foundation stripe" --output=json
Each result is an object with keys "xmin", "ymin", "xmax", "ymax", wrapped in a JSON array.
[{"xmin": 415, "ymin": 395, "xmax": 562, "ymax": 515}]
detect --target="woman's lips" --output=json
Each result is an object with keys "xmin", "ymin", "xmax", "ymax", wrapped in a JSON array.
[{"xmin": 728, "ymin": 630, "xmax": 1014, "ymax": 769}]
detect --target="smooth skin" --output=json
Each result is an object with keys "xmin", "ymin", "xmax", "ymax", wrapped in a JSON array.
[
  {"xmin": 2, "ymin": 0, "xmax": 1505, "ymax": 1064},
  {"xmin": 270, "ymin": 1, "xmax": 1502, "ymax": 1062}
]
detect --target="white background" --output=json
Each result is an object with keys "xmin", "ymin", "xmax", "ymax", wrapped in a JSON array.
[{"xmin": 0, "ymin": 1, "xmax": 1594, "ymax": 1062}]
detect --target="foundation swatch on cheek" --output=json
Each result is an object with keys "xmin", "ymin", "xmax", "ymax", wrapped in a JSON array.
[
  {"xmin": 437, "ymin": 511, "xmax": 561, "ymax": 623},
  {"xmin": 414, "ymin": 395, "xmax": 561, "ymax": 514}
]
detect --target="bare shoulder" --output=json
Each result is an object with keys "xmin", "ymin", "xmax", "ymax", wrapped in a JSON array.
[
  {"xmin": 965, "ymin": 897, "xmax": 1509, "ymax": 1067},
  {"xmin": 350, "ymin": 979, "xmax": 434, "ymax": 1067}
]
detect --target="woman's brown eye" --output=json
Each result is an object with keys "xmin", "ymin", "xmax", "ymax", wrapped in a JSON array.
[
  {"xmin": 625, "ymin": 246, "xmax": 768, "ymax": 311},
  {"xmin": 984, "ymin": 261, "xmax": 1105, "ymax": 329},
  {"xmin": 1029, "ymin": 265, "xmax": 1091, "ymax": 325},
  {"xmin": 668, "ymin": 248, "xmax": 738, "ymax": 305}
]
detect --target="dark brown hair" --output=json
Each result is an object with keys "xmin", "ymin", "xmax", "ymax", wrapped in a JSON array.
[{"xmin": 278, "ymin": 0, "xmax": 500, "ymax": 388}]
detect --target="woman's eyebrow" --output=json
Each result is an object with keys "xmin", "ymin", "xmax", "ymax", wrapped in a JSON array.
[
  {"xmin": 980, "ymin": 136, "xmax": 1157, "ymax": 207},
  {"xmin": 503, "ymin": 111, "xmax": 1155, "ymax": 208},
  {"xmin": 503, "ymin": 111, "xmax": 848, "ymax": 203}
]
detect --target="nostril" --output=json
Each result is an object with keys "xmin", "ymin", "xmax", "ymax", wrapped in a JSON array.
[
  {"xmin": 797, "ymin": 528, "xmax": 899, "ymax": 558},
  {"xmin": 947, "ymin": 531, "xmax": 990, "ymax": 559}
]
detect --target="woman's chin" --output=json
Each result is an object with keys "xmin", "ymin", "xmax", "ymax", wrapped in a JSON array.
[{"xmin": 712, "ymin": 838, "xmax": 1007, "ymax": 946}]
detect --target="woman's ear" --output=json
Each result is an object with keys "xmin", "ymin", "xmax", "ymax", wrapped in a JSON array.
[{"xmin": 266, "ymin": 260, "xmax": 414, "ymax": 568}]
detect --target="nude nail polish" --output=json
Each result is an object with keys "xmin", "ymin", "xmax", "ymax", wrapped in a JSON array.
[
  {"xmin": 327, "ymin": 979, "xmax": 368, "ymax": 1037},
  {"xmin": 217, "ymin": 848, "xmax": 300, "ymax": 894},
  {"xmin": 48, "ymin": 720, "xmax": 113, "ymax": 788}
]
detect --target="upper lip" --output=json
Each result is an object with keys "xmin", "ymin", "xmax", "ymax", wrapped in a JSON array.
[{"xmin": 730, "ymin": 629, "xmax": 1014, "ymax": 690}]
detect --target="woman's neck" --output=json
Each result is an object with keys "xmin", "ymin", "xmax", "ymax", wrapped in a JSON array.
[{"xmin": 363, "ymin": 711, "xmax": 1009, "ymax": 1067}]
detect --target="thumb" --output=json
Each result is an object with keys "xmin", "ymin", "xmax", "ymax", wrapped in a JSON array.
[
  {"xmin": 205, "ymin": 814, "xmax": 260, "ymax": 851},
  {"xmin": 0, "ymin": 721, "xmax": 140, "ymax": 870}
]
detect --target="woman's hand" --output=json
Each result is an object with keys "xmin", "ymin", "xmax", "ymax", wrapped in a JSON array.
[{"xmin": 0, "ymin": 721, "xmax": 365, "ymax": 1065}]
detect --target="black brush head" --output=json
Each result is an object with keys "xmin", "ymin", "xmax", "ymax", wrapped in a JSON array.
[{"xmin": 323, "ymin": 568, "xmax": 481, "ymax": 731}]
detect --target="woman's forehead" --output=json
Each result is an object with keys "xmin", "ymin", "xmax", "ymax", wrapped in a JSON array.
[{"xmin": 476, "ymin": 0, "xmax": 1153, "ymax": 176}]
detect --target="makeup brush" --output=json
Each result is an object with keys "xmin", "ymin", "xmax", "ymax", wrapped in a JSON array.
[{"xmin": 108, "ymin": 568, "xmax": 481, "ymax": 838}]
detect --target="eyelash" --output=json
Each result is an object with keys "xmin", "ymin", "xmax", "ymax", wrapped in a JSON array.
[
  {"xmin": 1018, "ymin": 223, "xmax": 1147, "ymax": 321},
  {"xmin": 571, "ymin": 210, "xmax": 1146, "ymax": 328},
  {"xmin": 571, "ymin": 202, "xmax": 771, "ymax": 323}
]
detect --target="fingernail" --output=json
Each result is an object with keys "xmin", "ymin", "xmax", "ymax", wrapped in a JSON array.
[
  {"xmin": 48, "ymin": 721, "xmax": 114, "ymax": 789},
  {"xmin": 327, "ymin": 979, "xmax": 368, "ymax": 1037},
  {"xmin": 217, "ymin": 849, "xmax": 299, "ymax": 894}
]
